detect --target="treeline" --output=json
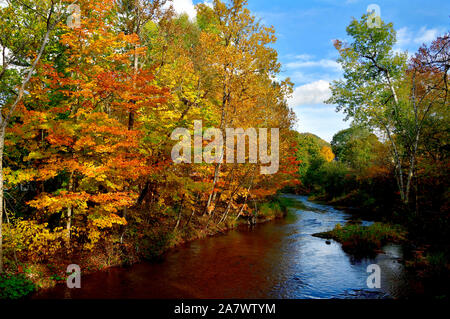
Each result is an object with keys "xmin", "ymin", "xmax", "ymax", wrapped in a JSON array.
[
  {"xmin": 293, "ymin": 128, "xmax": 401, "ymax": 214},
  {"xmin": 0, "ymin": 0, "xmax": 299, "ymax": 282}
]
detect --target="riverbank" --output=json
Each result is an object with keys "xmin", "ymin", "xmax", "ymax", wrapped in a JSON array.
[
  {"xmin": 303, "ymin": 192, "xmax": 450, "ymax": 299},
  {"xmin": 1, "ymin": 196, "xmax": 292, "ymax": 299},
  {"xmin": 33, "ymin": 194, "xmax": 411, "ymax": 299}
]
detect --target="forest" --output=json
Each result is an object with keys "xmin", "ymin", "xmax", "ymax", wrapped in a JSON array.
[{"xmin": 0, "ymin": 0, "xmax": 448, "ymax": 300}]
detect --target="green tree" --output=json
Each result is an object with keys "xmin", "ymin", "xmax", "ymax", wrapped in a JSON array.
[
  {"xmin": 0, "ymin": 0, "xmax": 71, "ymax": 274},
  {"xmin": 294, "ymin": 132, "xmax": 333, "ymax": 190},
  {"xmin": 331, "ymin": 126, "xmax": 382, "ymax": 171},
  {"xmin": 326, "ymin": 15, "xmax": 448, "ymax": 208}
]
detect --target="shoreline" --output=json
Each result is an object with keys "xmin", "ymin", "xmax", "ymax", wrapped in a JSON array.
[{"xmin": 29, "ymin": 198, "xmax": 290, "ymax": 298}]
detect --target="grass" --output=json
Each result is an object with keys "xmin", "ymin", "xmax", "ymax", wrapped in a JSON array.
[
  {"xmin": 313, "ymin": 222, "xmax": 407, "ymax": 255},
  {"xmin": 257, "ymin": 196, "xmax": 293, "ymax": 219}
]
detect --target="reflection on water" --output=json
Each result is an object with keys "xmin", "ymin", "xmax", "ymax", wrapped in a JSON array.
[{"xmin": 35, "ymin": 195, "xmax": 410, "ymax": 299}]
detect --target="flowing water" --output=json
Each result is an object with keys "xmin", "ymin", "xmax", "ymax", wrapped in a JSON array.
[{"xmin": 35, "ymin": 195, "xmax": 410, "ymax": 299}]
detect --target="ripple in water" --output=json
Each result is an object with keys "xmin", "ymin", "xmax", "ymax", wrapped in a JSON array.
[{"xmin": 35, "ymin": 195, "xmax": 410, "ymax": 299}]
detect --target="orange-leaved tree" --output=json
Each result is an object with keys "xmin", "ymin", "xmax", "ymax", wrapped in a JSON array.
[{"xmin": 12, "ymin": 0, "xmax": 168, "ymax": 249}]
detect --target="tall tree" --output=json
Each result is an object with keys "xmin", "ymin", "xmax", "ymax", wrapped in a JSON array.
[
  {"xmin": 0, "ymin": 0, "xmax": 73, "ymax": 273},
  {"xmin": 326, "ymin": 15, "xmax": 448, "ymax": 208},
  {"xmin": 14, "ymin": 0, "xmax": 168, "ymax": 247}
]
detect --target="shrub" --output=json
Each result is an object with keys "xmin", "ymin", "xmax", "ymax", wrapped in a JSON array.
[
  {"xmin": 314, "ymin": 222, "xmax": 407, "ymax": 254},
  {"xmin": 257, "ymin": 196, "xmax": 291, "ymax": 219},
  {"xmin": 3, "ymin": 219, "xmax": 65, "ymax": 263},
  {"xmin": 0, "ymin": 273, "xmax": 36, "ymax": 300}
]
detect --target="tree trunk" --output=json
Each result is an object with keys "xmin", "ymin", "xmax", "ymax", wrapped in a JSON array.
[
  {"xmin": 66, "ymin": 206, "xmax": 72, "ymax": 244},
  {"xmin": 0, "ymin": 8, "xmax": 58, "ymax": 272},
  {"xmin": 204, "ymin": 81, "xmax": 229, "ymax": 215},
  {"xmin": 174, "ymin": 195, "xmax": 185, "ymax": 231},
  {"xmin": 3, "ymin": 199, "xmax": 18, "ymax": 267},
  {"xmin": 204, "ymin": 162, "xmax": 221, "ymax": 215},
  {"xmin": 66, "ymin": 172, "xmax": 74, "ymax": 245},
  {"xmin": 184, "ymin": 208, "xmax": 195, "ymax": 229},
  {"xmin": 0, "ymin": 127, "xmax": 5, "ymax": 273},
  {"xmin": 218, "ymin": 199, "xmax": 232, "ymax": 225}
]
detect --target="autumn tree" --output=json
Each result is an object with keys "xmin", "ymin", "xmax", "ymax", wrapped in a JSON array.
[
  {"xmin": 194, "ymin": 0, "xmax": 287, "ymax": 216},
  {"xmin": 0, "ymin": 0, "xmax": 298, "ymax": 275},
  {"xmin": 0, "ymin": 0, "xmax": 75, "ymax": 273},
  {"xmin": 11, "ymin": 0, "xmax": 168, "ymax": 249}
]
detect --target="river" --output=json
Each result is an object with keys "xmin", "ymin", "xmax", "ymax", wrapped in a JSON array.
[{"xmin": 35, "ymin": 194, "xmax": 410, "ymax": 299}]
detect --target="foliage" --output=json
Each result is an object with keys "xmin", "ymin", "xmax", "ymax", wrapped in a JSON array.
[
  {"xmin": 0, "ymin": 0, "xmax": 447, "ymax": 299},
  {"xmin": 257, "ymin": 196, "xmax": 291, "ymax": 219},
  {"xmin": 331, "ymin": 126, "xmax": 384, "ymax": 171},
  {"xmin": 0, "ymin": 0, "xmax": 300, "ymax": 284},
  {"xmin": 0, "ymin": 273, "xmax": 35, "ymax": 299},
  {"xmin": 293, "ymin": 132, "xmax": 333, "ymax": 189},
  {"xmin": 3, "ymin": 219, "xmax": 65, "ymax": 263},
  {"xmin": 326, "ymin": 14, "xmax": 449, "ymax": 207}
]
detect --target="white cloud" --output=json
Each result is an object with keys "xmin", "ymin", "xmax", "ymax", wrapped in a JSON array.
[
  {"xmin": 169, "ymin": 0, "xmax": 197, "ymax": 20},
  {"xmin": 396, "ymin": 27, "xmax": 412, "ymax": 47},
  {"xmin": 286, "ymin": 58, "xmax": 341, "ymax": 71},
  {"xmin": 290, "ymin": 70, "xmax": 338, "ymax": 85},
  {"xmin": 283, "ymin": 54, "xmax": 342, "ymax": 85},
  {"xmin": 285, "ymin": 55, "xmax": 342, "ymax": 72},
  {"xmin": 293, "ymin": 54, "xmax": 314, "ymax": 61},
  {"xmin": 414, "ymin": 26, "xmax": 441, "ymax": 44},
  {"xmin": 293, "ymin": 105, "xmax": 349, "ymax": 142},
  {"xmin": 290, "ymin": 71, "xmax": 318, "ymax": 84},
  {"xmin": 288, "ymin": 80, "xmax": 331, "ymax": 107},
  {"xmin": 203, "ymin": 1, "xmax": 213, "ymax": 9},
  {"xmin": 167, "ymin": 0, "xmax": 213, "ymax": 20},
  {"xmin": 396, "ymin": 26, "xmax": 444, "ymax": 49}
]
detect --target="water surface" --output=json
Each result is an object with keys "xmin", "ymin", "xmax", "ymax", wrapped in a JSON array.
[{"xmin": 35, "ymin": 195, "xmax": 409, "ymax": 299}]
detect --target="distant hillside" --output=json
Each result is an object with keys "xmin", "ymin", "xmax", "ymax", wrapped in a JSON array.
[{"xmin": 294, "ymin": 132, "xmax": 331, "ymax": 148}]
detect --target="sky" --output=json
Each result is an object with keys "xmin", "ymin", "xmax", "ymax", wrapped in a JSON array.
[{"xmin": 172, "ymin": 0, "xmax": 449, "ymax": 142}]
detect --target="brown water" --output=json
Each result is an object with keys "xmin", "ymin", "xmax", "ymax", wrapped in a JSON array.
[{"xmin": 35, "ymin": 195, "xmax": 410, "ymax": 299}]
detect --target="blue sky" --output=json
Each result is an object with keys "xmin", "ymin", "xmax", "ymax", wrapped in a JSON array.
[{"xmin": 175, "ymin": 0, "xmax": 450, "ymax": 141}]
